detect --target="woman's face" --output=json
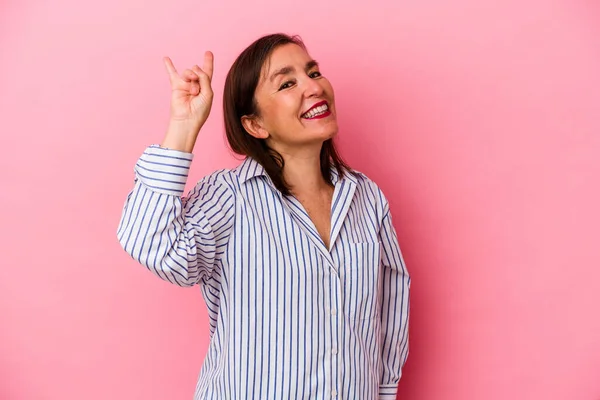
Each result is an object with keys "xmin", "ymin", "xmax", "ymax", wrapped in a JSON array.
[{"xmin": 243, "ymin": 43, "xmax": 338, "ymax": 155}]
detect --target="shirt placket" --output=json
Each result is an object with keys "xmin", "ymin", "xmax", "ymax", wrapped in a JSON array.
[{"xmin": 277, "ymin": 178, "xmax": 357, "ymax": 400}]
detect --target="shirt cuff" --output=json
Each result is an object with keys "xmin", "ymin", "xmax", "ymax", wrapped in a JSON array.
[
  {"xmin": 134, "ymin": 144, "xmax": 194, "ymax": 196},
  {"xmin": 379, "ymin": 384, "xmax": 398, "ymax": 399}
]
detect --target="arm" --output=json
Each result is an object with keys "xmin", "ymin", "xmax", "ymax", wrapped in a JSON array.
[
  {"xmin": 378, "ymin": 198, "xmax": 411, "ymax": 399},
  {"xmin": 116, "ymin": 144, "xmax": 234, "ymax": 287},
  {"xmin": 116, "ymin": 51, "xmax": 225, "ymax": 285}
]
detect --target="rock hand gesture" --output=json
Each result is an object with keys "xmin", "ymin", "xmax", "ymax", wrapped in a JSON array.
[{"xmin": 161, "ymin": 51, "xmax": 214, "ymax": 153}]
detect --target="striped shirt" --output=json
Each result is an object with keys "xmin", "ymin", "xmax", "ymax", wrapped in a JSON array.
[{"xmin": 117, "ymin": 145, "xmax": 411, "ymax": 400}]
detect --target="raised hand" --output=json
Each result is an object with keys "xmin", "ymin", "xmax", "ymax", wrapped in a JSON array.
[{"xmin": 161, "ymin": 51, "xmax": 214, "ymax": 152}]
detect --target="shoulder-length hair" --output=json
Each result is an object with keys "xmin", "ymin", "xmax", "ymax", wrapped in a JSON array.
[{"xmin": 223, "ymin": 33, "xmax": 353, "ymax": 195}]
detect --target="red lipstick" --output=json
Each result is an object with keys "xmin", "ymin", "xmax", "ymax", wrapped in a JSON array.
[{"xmin": 302, "ymin": 100, "xmax": 331, "ymax": 119}]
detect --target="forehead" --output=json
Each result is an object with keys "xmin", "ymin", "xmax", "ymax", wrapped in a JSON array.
[{"xmin": 262, "ymin": 43, "xmax": 311, "ymax": 76}]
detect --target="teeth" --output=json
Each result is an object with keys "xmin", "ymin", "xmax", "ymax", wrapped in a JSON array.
[{"xmin": 303, "ymin": 104, "xmax": 329, "ymax": 118}]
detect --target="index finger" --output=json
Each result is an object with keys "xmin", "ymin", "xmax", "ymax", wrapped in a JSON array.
[
  {"xmin": 202, "ymin": 51, "xmax": 214, "ymax": 81},
  {"xmin": 163, "ymin": 56, "xmax": 179, "ymax": 81}
]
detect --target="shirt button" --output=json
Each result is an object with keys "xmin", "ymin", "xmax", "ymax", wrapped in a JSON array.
[
  {"xmin": 331, "ymin": 308, "xmax": 337, "ymax": 315},
  {"xmin": 332, "ymin": 348, "xmax": 338, "ymax": 355},
  {"xmin": 332, "ymin": 389, "xmax": 338, "ymax": 397}
]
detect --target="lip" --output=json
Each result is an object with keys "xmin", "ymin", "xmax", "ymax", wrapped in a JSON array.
[{"xmin": 301, "ymin": 100, "xmax": 328, "ymax": 117}]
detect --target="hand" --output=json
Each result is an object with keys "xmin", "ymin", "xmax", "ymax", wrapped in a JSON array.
[{"xmin": 163, "ymin": 51, "xmax": 214, "ymax": 130}]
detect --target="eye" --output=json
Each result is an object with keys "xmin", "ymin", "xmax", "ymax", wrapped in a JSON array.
[
  {"xmin": 309, "ymin": 71, "xmax": 322, "ymax": 78},
  {"xmin": 279, "ymin": 80, "xmax": 295, "ymax": 90}
]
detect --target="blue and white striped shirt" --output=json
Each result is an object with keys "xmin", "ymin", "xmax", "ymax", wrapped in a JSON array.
[{"xmin": 117, "ymin": 145, "xmax": 410, "ymax": 400}]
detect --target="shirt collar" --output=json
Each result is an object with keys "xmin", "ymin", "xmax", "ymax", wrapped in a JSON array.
[{"xmin": 235, "ymin": 156, "xmax": 358, "ymax": 188}]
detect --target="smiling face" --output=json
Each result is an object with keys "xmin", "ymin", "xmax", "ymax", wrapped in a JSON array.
[{"xmin": 241, "ymin": 43, "xmax": 338, "ymax": 156}]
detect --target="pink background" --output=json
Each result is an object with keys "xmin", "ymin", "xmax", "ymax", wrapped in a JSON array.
[{"xmin": 1, "ymin": 1, "xmax": 599, "ymax": 399}]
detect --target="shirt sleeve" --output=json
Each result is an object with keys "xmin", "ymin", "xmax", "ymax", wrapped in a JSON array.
[
  {"xmin": 116, "ymin": 144, "xmax": 235, "ymax": 287},
  {"xmin": 378, "ymin": 196, "xmax": 411, "ymax": 399}
]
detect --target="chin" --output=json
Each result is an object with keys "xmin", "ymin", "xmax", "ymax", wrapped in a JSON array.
[
  {"xmin": 325, "ymin": 130, "xmax": 338, "ymax": 140},
  {"xmin": 309, "ymin": 128, "xmax": 336, "ymax": 142},
  {"xmin": 325, "ymin": 125, "xmax": 339, "ymax": 139},
  {"xmin": 318, "ymin": 120, "xmax": 339, "ymax": 138}
]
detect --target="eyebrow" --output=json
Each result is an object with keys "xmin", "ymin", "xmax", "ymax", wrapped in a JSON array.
[{"xmin": 269, "ymin": 60, "xmax": 319, "ymax": 82}]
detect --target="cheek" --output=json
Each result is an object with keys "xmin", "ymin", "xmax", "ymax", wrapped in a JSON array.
[
  {"xmin": 259, "ymin": 100, "xmax": 281, "ymax": 120},
  {"xmin": 275, "ymin": 94, "xmax": 303, "ymax": 121},
  {"xmin": 260, "ymin": 98, "xmax": 300, "ymax": 131},
  {"xmin": 323, "ymin": 78, "xmax": 335, "ymax": 96}
]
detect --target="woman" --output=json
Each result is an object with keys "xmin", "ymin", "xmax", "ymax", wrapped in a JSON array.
[{"xmin": 117, "ymin": 33, "xmax": 410, "ymax": 400}]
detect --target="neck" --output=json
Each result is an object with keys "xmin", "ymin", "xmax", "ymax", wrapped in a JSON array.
[{"xmin": 277, "ymin": 146, "xmax": 331, "ymax": 195}]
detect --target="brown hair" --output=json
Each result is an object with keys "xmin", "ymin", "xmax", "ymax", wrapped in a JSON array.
[{"xmin": 223, "ymin": 33, "xmax": 354, "ymax": 196}]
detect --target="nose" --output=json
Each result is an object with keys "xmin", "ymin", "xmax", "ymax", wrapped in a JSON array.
[{"xmin": 302, "ymin": 75, "xmax": 324, "ymax": 98}]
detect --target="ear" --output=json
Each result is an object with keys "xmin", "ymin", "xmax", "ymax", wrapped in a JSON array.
[{"xmin": 241, "ymin": 115, "xmax": 270, "ymax": 140}]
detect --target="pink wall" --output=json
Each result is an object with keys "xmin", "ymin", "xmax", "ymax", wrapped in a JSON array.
[{"xmin": 1, "ymin": 1, "xmax": 599, "ymax": 399}]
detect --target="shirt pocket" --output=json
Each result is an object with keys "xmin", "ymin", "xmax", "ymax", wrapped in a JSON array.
[{"xmin": 343, "ymin": 241, "xmax": 382, "ymax": 321}]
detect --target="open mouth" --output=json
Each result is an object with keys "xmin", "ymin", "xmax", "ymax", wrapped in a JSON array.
[{"xmin": 301, "ymin": 101, "xmax": 330, "ymax": 119}]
